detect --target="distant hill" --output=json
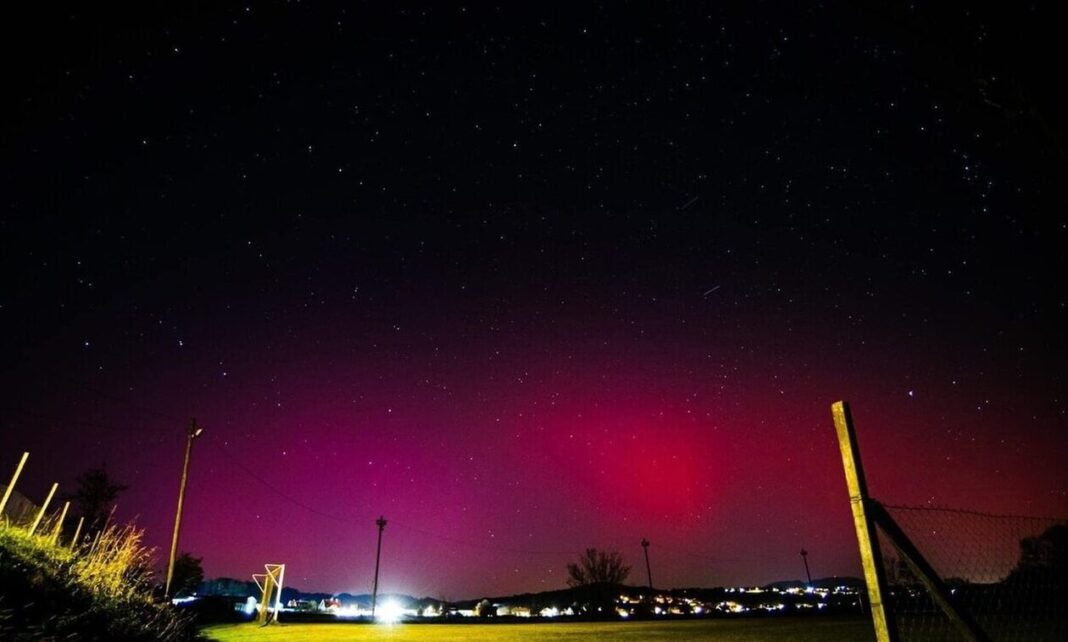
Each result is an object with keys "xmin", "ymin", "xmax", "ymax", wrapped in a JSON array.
[
  {"xmin": 198, "ymin": 572, "xmax": 867, "ymax": 619},
  {"xmin": 764, "ymin": 576, "xmax": 865, "ymax": 591},
  {"xmin": 197, "ymin": 577, "xmax": 424, "ymax": 609},
  {"xmin": 196, "ymin": 575, "xmax": 864, "ymax": 613}
]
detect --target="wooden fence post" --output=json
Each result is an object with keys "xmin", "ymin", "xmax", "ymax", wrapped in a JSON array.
[
  {"xmin": 0, "ymin": 452, "xmax": 30, "ymax": 519},
  {"xmin": 29, "ymin": 482, "xmax": 58, "ymax": 536},
  {"xmin": 832, "ymin": 401, "xmax": 899, "ymax": 642}
]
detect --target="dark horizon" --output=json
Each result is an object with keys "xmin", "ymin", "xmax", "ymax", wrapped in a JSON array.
[{"xmin": 1, "ymin": 3, "xmax": 1064, "ymax": 600}]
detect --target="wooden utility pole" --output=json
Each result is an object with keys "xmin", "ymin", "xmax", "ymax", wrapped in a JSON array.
[
  {"xmin": 832, "ymin": 401, "xmax": 898, "ymax": 642},
  {"xmin": 800, "ymin": 548, "xmax": 812, "ymax": 585},
  {"xmin": 641, "ymin": 538, "xmax": 653, "ymax": 594},
  {"xmin": 371, "ymin": 515, "xmax": 387, "ymax": 618},
  {"xmin": 165, "ymin": 420, "xmax": 203, "ymax": 599}
]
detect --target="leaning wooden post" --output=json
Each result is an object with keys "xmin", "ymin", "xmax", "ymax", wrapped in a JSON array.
[
  {"xmin": 0, "ymin": 451, "xmax": 30, "ymax": 519},
  {"xmin": 71, "ymin": 515, "xmax": 85, "ymax": 549},
  {"xmin": 50, "ymin": 501, "xmax": 70, "ymax": 545},
  {"xmin": 832, "ymin": 401, "xmax": 899, "ymax": 642},
  {"xmin": 274, "ymin": 564, "xmax": 286, "ymax": 617},
  {"xmin": 29, "ymin": 482, "xmax": 59, "ymax": 536},
  {"xmin": 253, "ymin": 572, "xmax": 274, "ymax": 625}
]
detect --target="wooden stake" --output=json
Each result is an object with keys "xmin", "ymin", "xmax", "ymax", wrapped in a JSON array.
[
  {"xmin": 273, "ymin": 563, "xmax": 286, "ymax": 621},
  {"xmin": 50, "ymin": 501, "xmax": 70, "ymax": 545},
  {"xmin": 832, "ymin": 401, "xmax": 898, "ymax": 642},
  {"xmin": 71, "ymin": 516, "xmax": 85, "ymax": 549},
  {"xmin": 0, "ymin": 452, "xmax": 29, "ymax": 519},
  {"xmin": 29, "ymin": 482, "xmax": 58, "ymax": 536}
]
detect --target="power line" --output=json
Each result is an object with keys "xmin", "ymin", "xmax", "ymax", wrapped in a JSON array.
[
  {"xmin": 19, "ymin": 382, "xmax": 1008, "ymax": 573},
  {"xmin": 207, "ymin": 441, "xmax": 358, "ymax": 524},
  {"xmin": 390, "ymin": 520, "xmax": 579, "ymax": 556},
  {"xmin": 2, "ymin": 373, "xmax": 620, "ymax": 557},
  {"xmin": 4, "ymin": 397, "xmax": 815, "ymax": 562}
]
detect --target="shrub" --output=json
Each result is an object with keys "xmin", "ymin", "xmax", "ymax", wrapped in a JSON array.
[{"xmin": 0, "ymin": 522, "xmax": 200, "ymax": 641}]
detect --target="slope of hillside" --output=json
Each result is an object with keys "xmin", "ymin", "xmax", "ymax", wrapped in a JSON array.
[{"xmin": 0, "ymin": 524, "xmax": 200, "ymax": 641}]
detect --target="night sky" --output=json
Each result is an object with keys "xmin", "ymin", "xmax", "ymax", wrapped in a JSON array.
[{"xmin": 1, "ymin": 3, "xmax": 1065, "ymax": 600}]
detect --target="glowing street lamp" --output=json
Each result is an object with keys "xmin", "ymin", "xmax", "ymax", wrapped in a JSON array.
[{"xmin": 165, "ymin": 419, "xmax": 203, "ymax": 599}]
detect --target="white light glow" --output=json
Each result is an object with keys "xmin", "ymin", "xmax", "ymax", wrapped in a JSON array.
[{"xmin": 377, "ymin": 600, "xmax": 404, "ymax": 624}]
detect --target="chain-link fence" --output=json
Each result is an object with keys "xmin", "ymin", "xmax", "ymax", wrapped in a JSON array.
[{"xmin": 877, "ymin": 504, "xmax": 1066, "ymax": 642}]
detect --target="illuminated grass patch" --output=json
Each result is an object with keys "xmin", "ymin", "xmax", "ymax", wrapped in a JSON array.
[{"xmin": 204, "ymin": 618, "xmax": 875, "ymax": 642}]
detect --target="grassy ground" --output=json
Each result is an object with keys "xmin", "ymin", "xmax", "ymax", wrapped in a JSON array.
[
  {"xmin": 204, "ymin": 618, "xmax": 876, "ymax": 642},
  {"xmin": 0, "ymin": 522, "xmax": 197, "ymax": 641}
]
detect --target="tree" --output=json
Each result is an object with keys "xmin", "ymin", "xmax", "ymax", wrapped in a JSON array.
[
  {"xmin": 1015, "ymin": 525, "xmax": 1067, "ymax": 573},
  {"xmin": 1007, "ymin": 524, "xmax": 1067, "ymax": 584},
  {"xmin": 474, "ymin": 598, "xmax": 494, "ymax": 618},
  {"xmin": 69, "ymin": 466, "xmax": 127, "ymax": 535},
  {"xmin": 170, "ymin": 553, "xmax": 205, "ymax": 597},
  {"xmin": 566, "ymin": 548, "xmax": 631, "ymax": 587},
  {"xmin": 1001, "ymin": 524, "xmax": 1067, "ymax": 611}
]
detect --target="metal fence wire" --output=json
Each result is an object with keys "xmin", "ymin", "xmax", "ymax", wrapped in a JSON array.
[{"xmin": 877, "ymin": 504, "xmax": 1067, "ymax": 642}]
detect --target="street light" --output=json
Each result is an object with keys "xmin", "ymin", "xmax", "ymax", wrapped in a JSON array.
[{"xmin": 165, "ymin": 419, "xmax": 203, "ymax": 599}]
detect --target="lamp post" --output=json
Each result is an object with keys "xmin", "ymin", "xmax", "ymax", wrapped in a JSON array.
[
  {"xmin": 165, "ymin": 419, "xmax": 203, "ymax": 599},
  {"xmin": 800, "ymin": 548, "xmax": 813, "ymax": 585}
]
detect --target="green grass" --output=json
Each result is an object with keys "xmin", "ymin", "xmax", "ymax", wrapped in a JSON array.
[
  {"xmin": 204, "ymin": 618, "xmax": 875, "ymax": 642},
  {"xmin": 0, "ymin": 522, "xmax": 198, "ymax": 641}
]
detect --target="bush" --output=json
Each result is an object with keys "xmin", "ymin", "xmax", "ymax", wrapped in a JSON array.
[{"xmin": 0, "ymin": 522, "xmax": 201, "ymax": 641}]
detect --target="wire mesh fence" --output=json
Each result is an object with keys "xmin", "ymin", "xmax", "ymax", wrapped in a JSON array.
[{"xmin": 877, "ymin": 504, "xmax": 1066, "ymax": 642}]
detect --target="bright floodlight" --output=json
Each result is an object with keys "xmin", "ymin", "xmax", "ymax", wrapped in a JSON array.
[{"xmin": 377, "ymin": 599, "xmax": 403, "ymax": 624}]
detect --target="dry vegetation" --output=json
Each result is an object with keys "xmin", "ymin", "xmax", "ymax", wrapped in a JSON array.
[{"xmin": 0, "ymin": 520, "xmax": 199, "ymax": 641}]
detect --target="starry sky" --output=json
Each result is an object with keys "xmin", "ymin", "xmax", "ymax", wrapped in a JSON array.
[{"xmin": 1, "ymin": 3, "xmax": 1065, "ymax": 600}]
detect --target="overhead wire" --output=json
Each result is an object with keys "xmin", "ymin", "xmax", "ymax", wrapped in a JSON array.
[
  {"xmin": 8, "ymin": 366, "xmax": 858, "ymax": 566},
  {"xmin": 2, "ymin": 369, "xmax": 617, "ymax": 557}
]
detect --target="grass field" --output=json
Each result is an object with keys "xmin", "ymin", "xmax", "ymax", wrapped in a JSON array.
[{"xmin": 203, "ymin": 618, "xmax": 876, "ymax": 642}]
